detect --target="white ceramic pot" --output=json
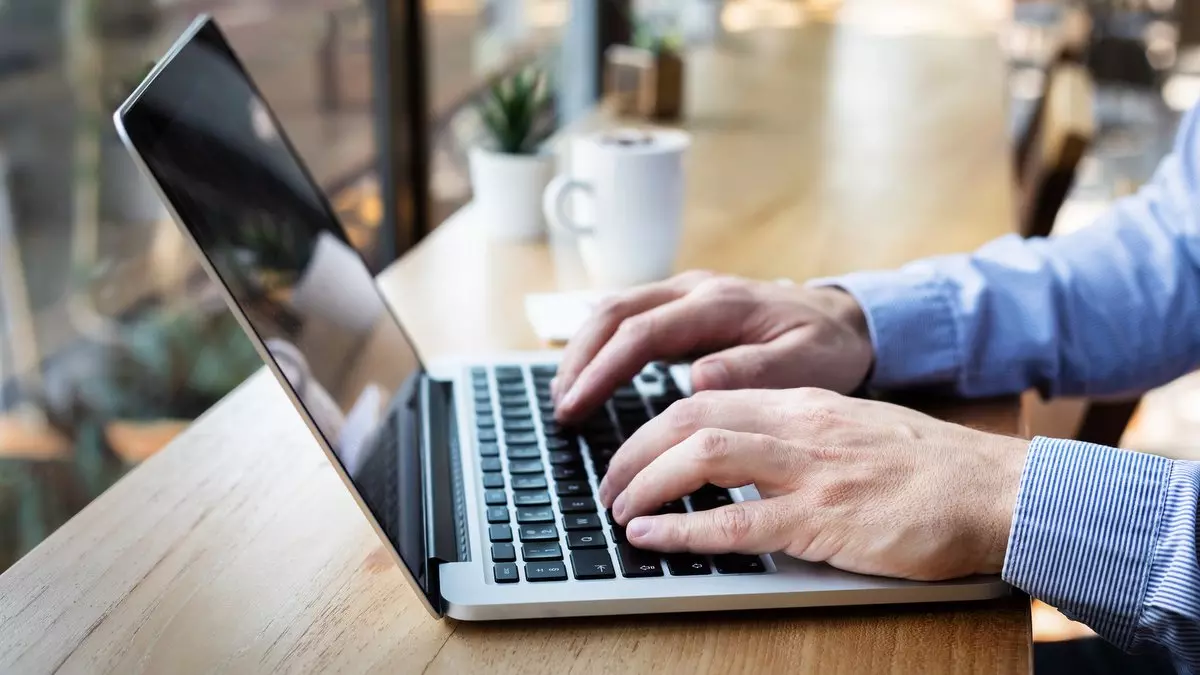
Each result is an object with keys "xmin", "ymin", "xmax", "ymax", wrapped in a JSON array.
[{"xmin": 469, "ymin": 147, "xmax": 554, "ymax": 241}]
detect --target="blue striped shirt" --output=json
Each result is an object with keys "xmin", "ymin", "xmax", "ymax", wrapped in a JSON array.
[{"xmin": 827, "ymin": 102, "xmax": 1200, "ymax": 671}]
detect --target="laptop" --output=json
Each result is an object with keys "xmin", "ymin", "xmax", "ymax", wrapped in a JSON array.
[{"xmin": 114, "ymin": 16, "xmax": 1009, "ymax": 621}]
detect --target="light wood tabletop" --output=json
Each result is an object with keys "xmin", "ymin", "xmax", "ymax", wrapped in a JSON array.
[{"xmin": 0, "ymin": 5, "xmax": 1031, "ymax": 673}]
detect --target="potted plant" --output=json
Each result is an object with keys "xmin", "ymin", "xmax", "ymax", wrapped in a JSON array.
[
  {"xmin": 633, "ymin": 23, "xmax": 685, "ymax": 121},
  {"xmin": 469, "ymin": 67, "xmax": 556, "ymax": 241}
]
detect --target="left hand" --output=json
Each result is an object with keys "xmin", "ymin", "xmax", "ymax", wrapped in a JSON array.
[{"xmin": 599, "ymin": 388, "xmax": 1029, "ymax": 581}]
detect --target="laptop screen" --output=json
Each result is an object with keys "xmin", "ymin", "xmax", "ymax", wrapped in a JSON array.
[{"xmin": 117, "ymin": 18, "xmax": 435, "ymax": 609}]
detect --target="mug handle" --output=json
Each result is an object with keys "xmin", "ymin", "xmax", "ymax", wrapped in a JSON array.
[{"xmin": 542, "ymin": 175, "xmax": 596, "ymax": 236}]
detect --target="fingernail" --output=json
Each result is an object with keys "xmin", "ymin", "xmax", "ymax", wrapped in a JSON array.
[
  {"xmin": 627, "ymin": 518, "xmax": 653, "ymax": 540},
  {"xmin": 612, "ymin": 493, "xmax": 627, "ymax": 522},
  {"xmin": 559, "ymin": 384, "xmax": 580, "ymax": 411},
  {"xmin": 598, "ymin": 479, "xmax": 612, "ymax": 506},
  {"xmin": 692, "ymin": 360, "xmax": 728, "ymax": 389}
]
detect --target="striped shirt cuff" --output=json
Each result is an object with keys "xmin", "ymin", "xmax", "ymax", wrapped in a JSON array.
[
  {"xmin": 809, "ymin": 268, "xmax": 962, "ymax": 390},
  {"xmin": 1003, "ymin": 437, "xmax": 1173, "ymax": 651}
]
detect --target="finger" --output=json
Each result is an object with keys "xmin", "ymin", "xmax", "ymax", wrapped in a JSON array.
[
  {"xmin": 691, "ymin": 328, "xmax": 817, "ymax": 391},
  {"xmin": 554, "ymin": 283, "xmax": 684, "ymax": 407},
  {"xmin": 625, "ymin": 499, "xmax": 800, "ymax": 554},
  {"xmin": 599, "ymin": 392, "xmax": 788, "ymax": 506},
  {"xmin": 612, "ymin": 429, "xmax": 790, "ymax": 524},
  {"xmin": 558, "ymin": 294, "xmax": 743, "ymax": 421}
]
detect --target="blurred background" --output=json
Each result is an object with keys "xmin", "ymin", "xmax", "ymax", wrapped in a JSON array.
[{"xmin": 1, "ymin": 0, "xmax": 1199, "ymax": 585}]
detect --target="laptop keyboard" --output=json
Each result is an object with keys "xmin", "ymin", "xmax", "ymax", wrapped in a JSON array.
[{"xmin": 471, "ymin": 363, "xmax": 768, "ymax": 584}]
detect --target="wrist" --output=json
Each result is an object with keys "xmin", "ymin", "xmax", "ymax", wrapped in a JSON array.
[
  {"xmin": 809, "ymin": 287, "xmax": 875, "ymax": 390},
  {"xmin": 980, "ymin": 435, "xmax": 1031, "ymax": 575}
]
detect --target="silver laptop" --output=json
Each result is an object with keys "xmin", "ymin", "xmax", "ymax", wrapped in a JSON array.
[{"xmin": 114, "ymin": 16, "xmax": 1008, "ymax": 621}]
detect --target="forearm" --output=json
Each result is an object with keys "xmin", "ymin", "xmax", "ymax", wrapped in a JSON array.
[
  {"xmin": 1004, "ymin": 438, "xmax": 1200, "ymax": 666},
  {"xmin": 822, "ymin": 107, "xmax": 1200, "ymax": 398}
]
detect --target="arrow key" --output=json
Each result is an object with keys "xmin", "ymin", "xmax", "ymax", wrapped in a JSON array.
[
  {"xmin": 571, "ymin": 549, "xmax": 617, "ymax": 580},
  {"xmin": 616, "ymin": 543, "xmax": 664, "ymax": 578},
  {"xmin": 665, "ymin": 553, "xmax": 711, "ymax": 576}
]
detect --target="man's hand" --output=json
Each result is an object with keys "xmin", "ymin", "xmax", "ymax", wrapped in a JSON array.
[
  {"xmin": 599, "ymin": 388, "xmax": 1029, "ymax": 581},
  {"xmin": 553, "ymin": 271, "xmax": 874, "ymax": 422}
]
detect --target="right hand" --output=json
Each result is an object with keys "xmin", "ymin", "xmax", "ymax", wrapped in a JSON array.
[{"xmin": 553, "ymin": 271, "xmax": 876, "ymax": 422}]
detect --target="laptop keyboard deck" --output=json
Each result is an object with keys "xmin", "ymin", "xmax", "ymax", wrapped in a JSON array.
[{"xmin": 472, "ymin": 363, "xmax": 767, "ymax": 584}]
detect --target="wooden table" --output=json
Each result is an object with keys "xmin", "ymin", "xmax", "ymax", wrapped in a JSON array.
[{"xmin": 0, "ymin": 8, "xmax": 1031, "ymax": 674}]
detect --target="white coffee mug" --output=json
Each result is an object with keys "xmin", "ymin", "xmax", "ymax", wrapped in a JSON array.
[{"xmin": 543, "ymin": 128, "xmax": 690, "ymax": 288}]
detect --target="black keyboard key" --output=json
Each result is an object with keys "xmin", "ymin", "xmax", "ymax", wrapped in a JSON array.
[
  {"xmin": 611, "ymin": 525, "xmax": 626, "ymax": 544},
  {"xmin": 492, "ymin": 543, "xmax": 516, "ymax": 562},
  {"xmin": 613, "ymin": 384, "xmax": 639, "ymax": 399},
  {"xmin": 501, "ymin": 406, "xmax": 532, "ymax": 420},
  {"xmin": 505, "ymin": 431, "xmax": 539, "ymax": 446},
  {"xmin": 475, "ymin": 403, "xmax": 493, "ymax": 416},
  {"xmin": 658, "ymin": 500, "xmax": 687, "ymax": 514},
  {"xmin": 508, "ymin": 460, "xmax": 544, "ymax": 474},
  {"xmin": 479, "ymin": 442, "xmax": 500, "ymax": 457},
  {"xmin": 616, "ymin": 544, "xmax": 664, "ymax": 577},
  {"xmin": 513, "ymin": 490, "xmax": 551, "ymax": 506},
  {"xmin": 489, "ymin": 524, "xmax": 513, "ymax": 542},
  {"xmin": 531, "ymin": 364, "xmax": 557, "ymax": 377},
  {"xmin": 545, "ymin": 437, "xmax": 578, "ymax": 452},
  {"xmin": 477, "ymin": 429, "xmax": 498, "ymax": 443},
  {"xmin": 494, "ymin": 563, "xmax": 519, "ymax": 583},
  {"xmin": 571, "ymin": 549, "xmax": 617, "ymax": 580},
  {"xmin": 564, "ymin": 513, "xmax": 602, "ymax": 531},
  {"xmin": 552, "ymin": 465, "xmax": 586, "ymax": 481},
  {"xmin": 499, "ymin": 394, "xmax": 529, "ymax": 407},
  {"xmin": 567, "ymin": 530, "xmax": 607, "ymax": 549},
  {"xmin": 480, "ymin": 457, "xmax": 502, "ymax": 473},
  {"xmin": 477, "ymin": 416, "xmax": 496, "ymax": 428},
  {"xmin": 666, "ymin": 553, "xmax": 711, "ymax": 576},
  {"xmin": 555, "ymin": 481, "xmax": 591, "ymax": 497},
  {"xmin": 525, "ymin": 561, "xmax": 568, "ymax": 582},
  {"xmin": 506, "ymin": 446, "xmax": 541, "ymax": 460},
  {"xmin": 522, "ymin": 542, "xmax": 563, "ymax": 561},
  {"xmin": 494, "ymin": 366, "xmax": 523, "ymax": 381},
  {"xmin": 474, "ymin": 392, "xmax": 492, "ymax": 404},
  {"xmin": 516, "ymin": 506, "xmax": 555, "ymax": 523},
  {"xmin": 605, "ymin": 509, "xmax": 616, "ymax": 525},
  {"xmin": 613, "ymin": 398, "xmax": 646, "ymax": 413},
  {"xmin": 538, "ymin": 402, "xmax": 556, "ymax": 416},
  {"xmin": 503, "ymin": 419, "xmax": 536, "ymax": 433},
  {"xmin": 487, "ymin": 506, "xmax": 510, "ymax": 523},
  {"xmin": 519, "ymin": 524, "xmax": 559, "ymax": 542},
  {"xmin": 713, "ymin": 554, "xmax": 767, "ymax": 574},
  {"xmin": 482, "ymin": 474, "xmax": 505, "ymax": 489},
  {"xmin": 484, "ymin": 490, "xmax": 507, "ymax": 505},
  {"xmin": 690, "ymin": 485, "xmax": 734, "ymax": 511},
  {"xmin": 548, "ymin": 450, "xmax": 581, "ymax": 465},
  {"xmin": 498, "ymin": 382, "xmax": 527, "ymax": 395},
  {"xmin": 541, "ymin": 421, "xmax": 561, "ymax": 435},
  {"xmin": 512, "ymin": 475, "xmax": 547, "ymax": 490},
  {"xmin": 560, "ymin": 496, "xmax": 597, "ymax": 513}
]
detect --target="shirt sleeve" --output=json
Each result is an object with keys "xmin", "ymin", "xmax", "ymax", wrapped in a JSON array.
[
  {"xmin": 1003, "ymin": 438, "xmax": 1200, "ymax": 669},
  {"xmin": 814, "ymin": 103, "xmax": 1200, "ymax": 398}
]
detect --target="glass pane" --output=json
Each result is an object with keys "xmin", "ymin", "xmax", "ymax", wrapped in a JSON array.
[
  {"xmin": 424, "ymin": 0, "xmax": 588, "ymax": 224},
  {"xmin": 0, "ymin": 0, "xmax": 381, "ymax": 572}
]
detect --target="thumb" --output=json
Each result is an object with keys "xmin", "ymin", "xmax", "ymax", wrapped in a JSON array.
[
  {"xmin": 691, "ymin": 329, "xmax": 811, "ymax": 390},
  {"xmin": 625, "ymin": 499, "xmax": 797, "ymax": 554}
]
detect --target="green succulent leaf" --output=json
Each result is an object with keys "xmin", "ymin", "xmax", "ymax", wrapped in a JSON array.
[{"xmin": 477, "ymin": 66, "xmax": 554, "ymax": 155}]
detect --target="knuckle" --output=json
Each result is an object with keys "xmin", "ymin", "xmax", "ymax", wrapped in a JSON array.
[
  {"xmin": 718, "ymin": 506, "xmax": 755, "ymax": 547},
  {"xmin": 675, "ymin": 269, "xmax": 716, "ymax": 286},
  {"xmin": 692, "ymin": 428, "xmax": 731, "ymax": 464},
  {"xmin": 665, "ymin": 398, "xmax": 707, "ymax": 433},
  {"xmin": 593, "ymin": 297, "xmax": 630, "ymax": 324},
  {"xmin": 616, "ymin": 315, "xmax": 653, "ymax": 341},
  {"xmin": 694, "ymin": 276, "xmax": 747, "ymax": 299}
]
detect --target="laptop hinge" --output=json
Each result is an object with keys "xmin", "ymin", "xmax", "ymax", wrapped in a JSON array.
[{"xmin": 420, "ymin": 375, "xmax": 467, "ymax": 613}]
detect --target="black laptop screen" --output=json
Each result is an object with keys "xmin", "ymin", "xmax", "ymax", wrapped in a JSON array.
[{"xmin": 119, "ymin": 19, "xmax": 433, "ymax": 607}]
